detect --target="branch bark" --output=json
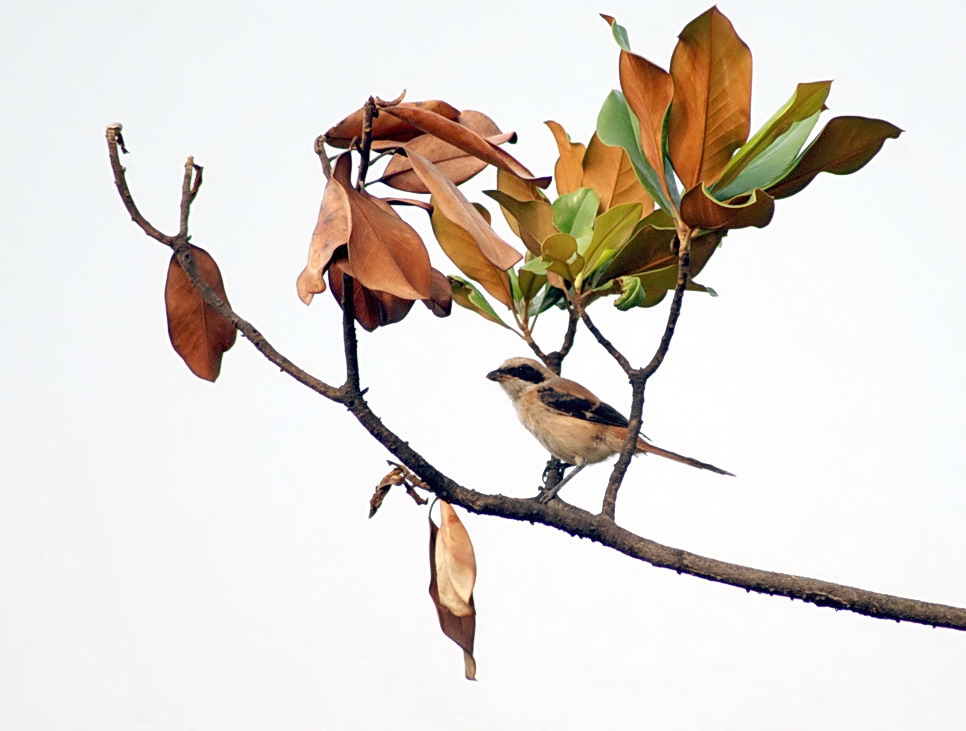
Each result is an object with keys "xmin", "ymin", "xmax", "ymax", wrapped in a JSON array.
[{"xmin": 105, "ymin": 124, "xmax": 966, "ymax": 635}]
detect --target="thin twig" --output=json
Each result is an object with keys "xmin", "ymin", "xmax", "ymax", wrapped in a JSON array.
[
  {"xmin": 314, "ymin": 136, "xmax": 333, "ymax": 180},
  {"xmin": 574, "ymin": 297, "xmax": 632, "ymax": 374},
  {"xmin": 356, "ymin": 97, "xmax": 376, "ymax": 190},
  {"xmin": 544, "ymin": 305, "xmax": 579, "ymax": 375},
  {"xmin": 341, "ymin": 273, "xmax": 361, "ymax": 394}
]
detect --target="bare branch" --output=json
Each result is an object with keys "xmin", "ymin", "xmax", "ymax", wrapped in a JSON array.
[
  {"xmin": 107, "ymin": 125, "xmax": 966, "ymax": 637},
  {"xmin": 575, "ymin": 297, "xmax": 632, "ymax": 374},
  {"xmin": 341, "ymin": 274, "xmax": 361, "ymax": 394}
]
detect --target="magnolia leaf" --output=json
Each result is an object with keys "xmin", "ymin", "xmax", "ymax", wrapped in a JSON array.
[
  {"xmin": 714, "ymin": 81, "xmax": 832, "ymax": 193},
  {"xmin": 423, "ymin": 268, "xmax": 453, "ymax": 318},
  {"xmin": 581, "ymin": 133, "xmax": 654, "ymax": 213},
  {"xmin": 604, "ymin": 15, "xmax": 674, "ymax": 198},
  {"xmin": 325, "ymin": 158, "xmax": 435, "ymax": 300},
  {"xmin": 297, "ymin": 153, "xmax": 352, "ymax": 304},
  {"xmin": 600, "ymin": 13, "xmax": 631, "ymax": 51},
  {"xmin": 406, "ymin": 150, "xmax": 522, "ymax": 271},
  {"xmin": 680, "ymin": 185, "xmax": 775, "ymax": 230},
  {"xmin": 449, "ymin": 276, "xmax": 511, "ymax": 329},
  {"xmin": 428, "ymin": 510, "xmax": 477, "ymax": 681},
  {"xmin": 431, "ymin": 204, "xmax": 513, "ymax": 308},
  {"xmin": 382, "ymin": 104, "xmax": 551, "ymax": 188},
  {"xmin": 599, "ymin": 223, "xmax": 677, "ymax": 282},
  {"xmin": 328, "ymin": 260, "xmax": 415, "ymax": 331},
  {"xmin": 484, "ymin": 189, "xmax": 558, "ymax": 256},
  {"xmin": 515, "ymin": 267, "xmax": 547, "ymax": 301},
  {"xmin": 378, "ymin": 111, "xmax": 515, "ymax": 192},
  {"xmin": 597, "ymin": 90, "xmax": 673, "ymax": 213},
  {"xmin": 767, "ymin": 116, "xmax": 903, "ymax": 199},
  {"xmin": 325, "ymin": 99, "xmax": 461, "ymax": 148},
  {"xmin": 582, "ymin": 202, "xmax": 643, "ymax": 273},
  {"xmin": 713, "ymin": 110, "xmax": 823, "ymax": 201},
  {"xmin": 542, "ymin": 232, "xmax": 578, "ymax": 263},
  {"xmin": 668, "ymin": 7, "xmax": 752, "ymax": 188},
  {"xmin": 164, "ymin": 246, "xmax": 236, "ymax": 382},
  {"xmin": 614, "ymin": 274, "xmax": 646, "ymax": 310},
  {"xmin": 545, "ymin": 120, "xmax": 587, "ymax": 196},
  {"xmin": 551, "ymin": 187, "xmax": 599, "ymax": 241},
  {"xmin": 494, "ymin": 169, "xmax": 548, "ymax": 239}
]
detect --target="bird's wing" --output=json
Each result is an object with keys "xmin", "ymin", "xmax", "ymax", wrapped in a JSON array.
[{"xmin": 536, "ymin": 382, "xmax": 629, "ymax": 428}]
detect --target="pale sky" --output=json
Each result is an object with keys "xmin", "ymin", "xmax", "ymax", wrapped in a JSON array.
[{"xmin": 2, "ymin": 0, "xmax": 965, "ymax": 728}]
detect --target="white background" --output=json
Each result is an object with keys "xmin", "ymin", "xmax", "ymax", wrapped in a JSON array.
[{"xmin": 2, "ymin": 0, "xmax": 965, "ymax": 728}]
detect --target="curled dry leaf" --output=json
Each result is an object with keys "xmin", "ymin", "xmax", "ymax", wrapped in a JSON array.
[
  {"xmin": 382, "ymin": 104, "xmax": 551, "ymax": 188},
  {"xmin": 164, "ymin": 246, "xmax": 236, "ymax": 382},
  {"xmin": 668, "ymin": 7, "xmax": 752, "ymax": 188},
  {"xmin": 328, "ymin": 157, "xmax": 434, "ymax": 300},
  {"xmin": 379, "ymin": 111, "xmax": 516, "ymax": 193},
  {"xmin": 428, "ymin": 503, "xmax": 477, "ymax": 680},
  {"xmin": 324, "ymin": 99, "xmax": 461, "ymax": 148},
  {"xmin": 406, "ymin": 150, "xmax": 522, "ymax": 272},
  {"xmin": 297, "ymin": 153, "xmax": 352, "ymax": 304},
  {"xmin": 545, "ymin": 120, "xmax": 586, "ymax": 196},
  {"xmin": 369, "ymin": 466, "xmax": 406, "ymax": 518},
  {"xmin": 422, "ymin": 268, "xmax": 454, "ymax": 318},
  {"xmin": 328, "ymin": 260, "xmax": 415, "ymax": 331}
]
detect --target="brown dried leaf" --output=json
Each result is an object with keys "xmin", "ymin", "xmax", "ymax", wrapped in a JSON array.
[
  {"xmin": 329, "ymin": 159, "xmax": 433, "ymax": 300},
  {"xmin": 668, "ymin": 7, "xmax": 752, "ymax": 188},
  {"xmin": 679, "ymin": 185, "xmax": 774, "ymax": 230},
  {"xmin": 379, "ymin": 111, "xmax": 515, "ymax": 193},
  {"xmin": 405, "ymin": 150, "xmax": 522, "ymax": 271},
  {"xmin": 297, "ymin": 154, "xmax": 352, "ymax": 304},
  {"xmin": 369, "ymin": 466, "xmax": 407, "ymax": 518},
  {"xmin": 324, "ymin": 100, "xmax": 461, "ymax": 148},
  {"xmin": 494, "ymin": 169, "xmax": 548, "ymax": 239},
  {"xmin": 382, "ymin": 104, "xmax": 551, "ymax": 188},
  {"xmin": 431, "ymin": 205, "xmax": 513, "ymax": 308},
  {"xmin": 164, "ymin": 246, "xmax": 236, "ymax": 382},
  {"xmin": 328, "ymin": 260, "xmax": 415, "ymax": 331},
  {"xmin": 428, "ymin": 506, "xmax": 477, "ymax": 681},
  {"xmin": 581, "ymin": 133, "xmax": 655, "ymax": 213},
  {"xmin": 422, "ymin": 268, "xmax": 453, "ymax": 318},
  {"xmin": 545, "ymin": 120, "xmax": 586, "ymax": 196}
]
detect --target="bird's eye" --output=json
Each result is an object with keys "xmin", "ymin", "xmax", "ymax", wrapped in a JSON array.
[{"xmin": 506, "ymin": 364, "xmax": 545, "ymax": 383}]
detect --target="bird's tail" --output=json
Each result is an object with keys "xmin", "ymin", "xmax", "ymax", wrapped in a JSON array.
[{"xmin": 636, "ymin": 438, "xmax": 734, "ymax": 476}]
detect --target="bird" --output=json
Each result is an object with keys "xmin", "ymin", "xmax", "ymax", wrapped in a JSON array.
[{"xmin": 486, "ymin": 357, "xmax": 733, "ymax": 502}]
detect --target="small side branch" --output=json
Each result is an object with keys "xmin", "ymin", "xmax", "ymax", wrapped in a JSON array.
[{"xmin": 341, "ymin": 274, "xmax": 361, "ymax": 394}]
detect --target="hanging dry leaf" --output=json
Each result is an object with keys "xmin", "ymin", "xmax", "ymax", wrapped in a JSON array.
[
  {"xmin": 327, "ymin": 159, "xmax": 434, "ymax": 300},
  {"xmin": 545, "ymin": 120, "xmax": 586, "ymax": 196},
  {"xmin": 405, "ymin": 150, "xmax": 522, "ymax": 272},
  {"xmin": 379, "ymin": 111, "xmax": 516, "ymax": 192},
  {"xmin": 164, "ymin": 246, "xmax": 236, "ymax": 382},
  {"xmin": 668, "ymin": 7, "xmax": 752, "ymax": 188},
  {"xmin": 297, "ymin": 153, "xmax": 352, "ymax": 304},
  {"xmin": 494, "ymin": 168, "xmax": 548, "ymax": 239},
  {"xmin": 422, "ymin": 268, "xmax": 453, "ymax": 318},
  {"xmin": 328, "ymin": 260, "xmax": 415, "ymax": 331},
  {"xmin": 581, "ymin": 133, "xmax": 655, "ymax": 213},
  {"xmin": 428, "ymin": 504, "xmax": 477, "ymax": 680},
  {"xmin": 324, "ymin": 99, "xmax": 461, "ymax": 148},
  {"xmin": 381, "ymin": 104, "xmax": 551, "ymax": 188}
]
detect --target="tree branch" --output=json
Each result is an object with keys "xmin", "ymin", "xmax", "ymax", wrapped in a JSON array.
[{"xmin": 106, "ymin": 125, "xmax": 966, "ymax": 636}]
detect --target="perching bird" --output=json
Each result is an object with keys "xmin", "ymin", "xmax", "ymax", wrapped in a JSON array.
[{"xmin": 486, "ymin": 357, "xmax": 733, "ymax": 502}]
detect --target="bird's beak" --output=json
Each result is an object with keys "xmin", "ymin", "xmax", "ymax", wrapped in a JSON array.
[{"xmin": 486, "ymin": 369, "xmax": 505, "ymax": 382}]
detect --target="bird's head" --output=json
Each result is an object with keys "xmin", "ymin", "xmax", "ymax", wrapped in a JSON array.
[{"xmin": 486, "ymin": 357, "xmax": 554, "ymax": 398}]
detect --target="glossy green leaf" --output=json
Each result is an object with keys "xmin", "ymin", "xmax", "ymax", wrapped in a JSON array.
[
  {"xmin": 551, "ymin": 187, "xmax": 599, "ymax": 248},
  {"xmin": 714, "ymin": 81, "xmax": 832, "ymax": 193},
  {"xmin": 597, "ymin": 91, "xmax": 674, "ymax": 213},
  {"xmin": 448, "ymin": 276, "xmax": 511, "ymax": 328},
  {"xmin": 601, "ymin": 14, "xmax": 632, "ymax": 51},
  {"xmin": 713, "ymin": 110, "xmax": 823, "ymax": 201},
  {"xmin": 767, "ymin": 116, "xmax": 903, "ymax": 199}
]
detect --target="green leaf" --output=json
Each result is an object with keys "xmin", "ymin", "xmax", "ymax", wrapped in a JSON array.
[
  {"xmin": 601, "ymin": 14, "xmax": 632, "ymax": 51},
  {"xmin": 448, "ymin": 276, "xmax": 511, "ymax": 328},
  {"xmin": 712, "ymin": 110, "xmax": 823, "ymax": 201},
  {"xmin": 582, "ymin": 202, "xmax": 643, "ymax": 274},
  {"xmin": 714, "ymin": 81, "xmax": 832, "ymax": 194},
  {"xmin": 597, "ymin": 91, "xmax": 674, "ymax": 213},
  {"xmin": 542, "ymin": 232, "xmax": 578, "ymax": 263},
  {"xmin": 551, "ymin": 187, "xmax": 599, "ymax": 243},
  {"xmin": 614, "ymin": 275, "xmax": 646, "ymax": 310},
  {"xmin": 520, "ymin": 257, "xmax": 552, "ymax": 275},
  {"xmin": 767, "ymin": 115, "xmax": 903, "ymax": 199}
]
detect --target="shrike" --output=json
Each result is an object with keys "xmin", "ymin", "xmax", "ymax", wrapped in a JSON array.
[{"xmin": 486, "ymin": 357, "xmax": 733, "ymax": 502}]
